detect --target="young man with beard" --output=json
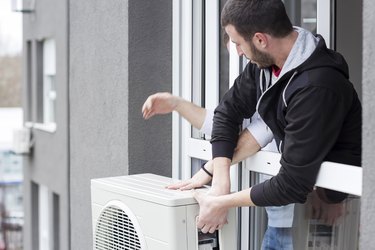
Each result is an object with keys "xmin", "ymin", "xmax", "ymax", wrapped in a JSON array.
[
  {"xmin": 193, "ymin": 0, "xmax": 361, "ymax": 239},
  {"xmin": 143, "ymin": 0, "xmax": 360, "ymax": 248}
]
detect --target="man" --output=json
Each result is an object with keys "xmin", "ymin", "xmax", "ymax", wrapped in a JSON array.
[
  {"xmin": 194, "ymin": 0, "xmax": 360, "ymax": 236},
  {"xmin": 143, "ymin": 92, "xmax": 295, "ymax": 249},
  {"xmin": 142, "ymin": 33, "xmax": 296, "ymax": 249}
]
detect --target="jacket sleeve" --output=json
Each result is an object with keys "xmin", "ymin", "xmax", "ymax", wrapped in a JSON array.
[
  {"xmin": 251, "ymin": 85, "xmax": 352, "ymax": 206},
  {"xmin": 211, "ymin": 64, "xmax": 258, "ymax": 159}
]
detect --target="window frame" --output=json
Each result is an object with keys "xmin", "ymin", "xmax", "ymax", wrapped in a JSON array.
[
  {"xmin": 26, "ymin": 38, "xmax": 57, "ymax": 133},
  {"xmin": 172, "ymin": 1, "xmax": 361, "ymax": 249}
]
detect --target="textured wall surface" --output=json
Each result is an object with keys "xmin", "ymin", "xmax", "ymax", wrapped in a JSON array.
[
  {"xmin": 69, "ymin": 0, "xmax": 129, "ymax": 249},
  {"xmin": 336, "ymin": 0, "xmax": 362, "ymax": 100},
  {"xmin": 361, "ymin": 0, "xmax": 375, "ymax": 249},
  {"xmin": 128, "ymin": 0, "xmax": 173, "ymax": 176},
  {"xmin": 69, "ymin": 0, "xmax": 172, "ymax": 249}
]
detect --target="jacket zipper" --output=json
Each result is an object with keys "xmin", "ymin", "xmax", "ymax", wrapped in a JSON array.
[{"xmin": 256, "ymin": 70, "xmax": 298, "ymax": 113}]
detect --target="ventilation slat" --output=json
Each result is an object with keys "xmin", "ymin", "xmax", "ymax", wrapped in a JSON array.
[{"xmin": 95, "ymin": 205, "xmax": 142, "ymax": 250}]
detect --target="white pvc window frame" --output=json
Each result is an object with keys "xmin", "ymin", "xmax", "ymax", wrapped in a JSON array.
[
  {"xmin": 42, "ymin": 39, "xmax": 57, "ymax": 128},
  {"xmin": 172, "ymin": 0, "xmax": 220, "ymax": 180},
  {"xmin": 317, "ymin": 0, "xmax": 332, "ymax": 48}
]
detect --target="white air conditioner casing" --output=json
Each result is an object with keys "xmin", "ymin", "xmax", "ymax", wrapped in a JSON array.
[{"xmin": 91, "ymin": 173, "xmax": 237, "ymax": 250}]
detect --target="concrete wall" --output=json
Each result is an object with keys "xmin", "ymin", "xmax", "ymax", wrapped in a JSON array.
[
  {"xmin": 128, "ymin": 1, "xmax": 172, "ymax": 176},
  {"xmin": 22, "ymin": 0, "xmax": 69, "ymax": 249},
  {"xmin": 69, "ymin": 1, "xmax": 129, "ymax": 249},
  {"xmin": 69, "ymin": 0, "xmax": 172, "ymax": 249},
  {"xmin": 336, "ymin": 0, "xmax": 362, "ymax": 99},
  {"xmin": 361, "ymin": 0, "xmax": 375, "ymax": 248}
]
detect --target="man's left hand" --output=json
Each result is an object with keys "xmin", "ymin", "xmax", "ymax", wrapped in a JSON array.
[{"xmin": 193, "ymin": 190, "xmax": 228, "ymax": 234}]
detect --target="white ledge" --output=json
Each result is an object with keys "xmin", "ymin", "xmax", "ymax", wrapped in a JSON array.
[
  {"xmin": 245, "ymin": 151, "xmax": 362, "ymax": 196},
  {"xmin": 25, "ymin": 122, "xmax": 57, "ymax": 133}
]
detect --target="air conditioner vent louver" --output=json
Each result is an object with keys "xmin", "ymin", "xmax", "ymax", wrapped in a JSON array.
[{"xmin": 95, "ymin": 205, "xmax": 141, "ymax": 250}]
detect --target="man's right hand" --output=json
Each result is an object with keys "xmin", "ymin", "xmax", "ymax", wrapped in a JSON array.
[
  {"xmin": 166, "ymin": 161, "xmax": 214, "ymax": 190},
  {"xmin": 142, "ymin": 92, "xmax": 180, "ymax": 119}
]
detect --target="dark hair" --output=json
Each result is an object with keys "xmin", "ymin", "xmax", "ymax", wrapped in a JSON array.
[
  {"xmin": 221, "ymin": 0, "xmax": 293, "ymax": 40},
  {"xmin": 223, "ymin": 31, "xmax": 229, "ymax": 45}
]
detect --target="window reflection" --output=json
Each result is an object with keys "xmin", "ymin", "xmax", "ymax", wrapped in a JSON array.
[
  {"xmin": 284, "ymin": 0, "xmax": 317, "ymax": 34},
  {"xmin": 293, "ymin": 194, "xmax": 360, "ymax": 249}
]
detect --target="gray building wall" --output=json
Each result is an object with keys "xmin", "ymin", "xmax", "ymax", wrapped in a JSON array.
[
  {"xmin": 336, "ymin": 0, "xmax": 362, "ymax": 99},
  {"xmin": 361, "ymin": 0, "xmax": 375, "ymax": 248},
  {"xmin": 128, "ymin": 1, "xmax": 172, "ymax": 176},
  {"xmin": 69, "ymin": 0, "xmax": 172, "ymax": 249},
  {"xmin": 22, "ymin": 0, "xmax": 69, "ymax": 249}
]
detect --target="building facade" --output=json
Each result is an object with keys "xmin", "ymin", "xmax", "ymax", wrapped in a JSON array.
[
  {"xmin": 22, "ymin": 0, "xmax": 172, "ymax": 249},
  {"xmin": 20, "ymin": 0, "xmax": 375, "ymax": 249}
]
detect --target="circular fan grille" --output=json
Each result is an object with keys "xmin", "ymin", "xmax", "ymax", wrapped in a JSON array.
[{"xmin": 95, "ymin": 205, "xmax": 142, "ymax": 250}]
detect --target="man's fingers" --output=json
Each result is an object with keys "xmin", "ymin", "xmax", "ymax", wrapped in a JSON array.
[
  {"xmin": 141, "ymin": 98, "xmax": 152, "ymax": 112},
  {"xmin": 196, "ymin": 216, "xmax": 204, "ymax": 229},
  {"xmin": 180, "ymin": 183, "xmax": 200, "ymax": 191},
  {"xmin": 166, "ymin": 180, "xmax": 190, "ymax": 190},
  {"xmin": 208, "ymin": 226, "xmax": 217, "ymax": 234},
  {"xmin": 141, "ymin": 97, "xmax": 155, "ymax": 119},
  {"xmin": 143, "ymin": 110, "xmax": 154, "ymax": 120}
]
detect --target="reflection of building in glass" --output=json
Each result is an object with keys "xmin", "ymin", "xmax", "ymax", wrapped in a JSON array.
[
  {"xmin": 0, "ymin": 150, "xmax": 23, "ymax": 249},
  {"xmin": 292, "ymin": 195, "xmax": 361, "ymax": 250},
  {"xmin": 306, "ymin": 197, "xmax": 361, "ymax": 250}
]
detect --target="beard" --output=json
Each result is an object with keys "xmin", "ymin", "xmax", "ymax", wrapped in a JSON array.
[{"xmin": 249, "ymin": 41, "xmax": 275, "ymax": 69}]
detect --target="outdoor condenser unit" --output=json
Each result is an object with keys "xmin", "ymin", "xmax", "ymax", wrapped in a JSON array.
[{"xmin": 91, "ymin": 173, "xmax": 237, "ymax": 250}]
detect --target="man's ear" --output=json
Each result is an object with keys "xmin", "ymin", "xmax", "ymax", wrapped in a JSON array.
[{"xmin": 253, "ymin": 32, "xmax": 268, "ymax": 49}]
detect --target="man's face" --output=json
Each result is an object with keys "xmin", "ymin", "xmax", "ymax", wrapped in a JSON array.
[{"xmin": 225, "ymin": 24, "xmax": 274, "ymax": 68}]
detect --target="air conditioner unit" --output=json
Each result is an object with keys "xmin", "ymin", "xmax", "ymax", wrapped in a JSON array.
[{"xmin": 91, "ymin": 173, "xmax": 237, "ymax": 250}]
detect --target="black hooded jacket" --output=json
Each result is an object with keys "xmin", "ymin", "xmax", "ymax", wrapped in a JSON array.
[{"xmin": 211, "ymin": 36, "xmax": 362, "ymax": 206}]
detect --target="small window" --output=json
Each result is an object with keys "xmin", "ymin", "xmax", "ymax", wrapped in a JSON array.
[
  {"xmin": 33, "ymin": 38, "xmax": 57, "ymax": 132},
  {"xmin": 31, "ymin": 181, "xmax": 40, "ymax": 249},
  {"xmin": 42, "ymin": 39, "xmax": 57, "ymax": 126},
  {"xmin": 53, "ymin": 192, "xmax": 60, "ymax": 250},
  {"xmin": 39, "ymin": 184, "xmax": 50, "ymax": 250},
  {"xmin": 26, "ymin": 40, "xmax": 33, "ymax": 121}
]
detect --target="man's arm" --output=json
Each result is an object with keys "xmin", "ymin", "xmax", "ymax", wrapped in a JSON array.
[
  {"xmin": 209, "ymin": 64, "xmax": 258, "ymax": 194},
  {"xmin": 142, "ymin": 92, "xmax": 206, "ymax": 129},
  {"xmin": 167, "ymin": 129, "xmax": 263, "ymax": 191}
]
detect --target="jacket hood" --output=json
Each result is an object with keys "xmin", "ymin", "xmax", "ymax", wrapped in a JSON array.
[
  {"xmin": 277, "ymin": 27, "xmax": 350, "ymax": 81},
  {"xmin": 296, "ymin": 35, "xmax": 350, "ymax": 79},
  {"xmin": 278, "ymin": 27, "xmax": 319, "ymax": 78}
]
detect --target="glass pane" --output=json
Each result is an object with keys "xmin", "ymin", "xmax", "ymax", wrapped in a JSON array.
[
  {"xmin": 43, "ymin": 75, "xmax": 56, "ymax": 124},
  {"xmin": 284, "ymin": 0, "xmax": 317, "ymax": 34},
  {"xmin": 219, "ymin": 0, "xmax": 230, "ymax": 101},
  {"xmin": 191, "ymin": 0, "xmax": 205, "ymax": 140},
  {"xmin": 301, "ymin": 0, "xmax": 317, "ymax": 34},
  {"xmin": 191, "ymin": 157, "xmax": 208, "ymax": 177},
  {"xmin": 292, "ymin": 194, "xmax": 360, "ymax": 249}
]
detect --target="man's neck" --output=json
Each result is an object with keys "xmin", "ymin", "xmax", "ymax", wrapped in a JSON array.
[{"xmin": 272, "ymin": 30, "xmax": 299, "ymax": 69}]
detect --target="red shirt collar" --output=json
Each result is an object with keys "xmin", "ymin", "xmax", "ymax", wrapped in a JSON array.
[{"xmin": 272, "ymin": 65, "xmax": 282, "ymax": 77}]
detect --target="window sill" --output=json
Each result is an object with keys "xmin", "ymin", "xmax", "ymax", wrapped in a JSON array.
[{"xmin": 25, "ymin": 122, "xmax": 57, "ymax": 133}]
